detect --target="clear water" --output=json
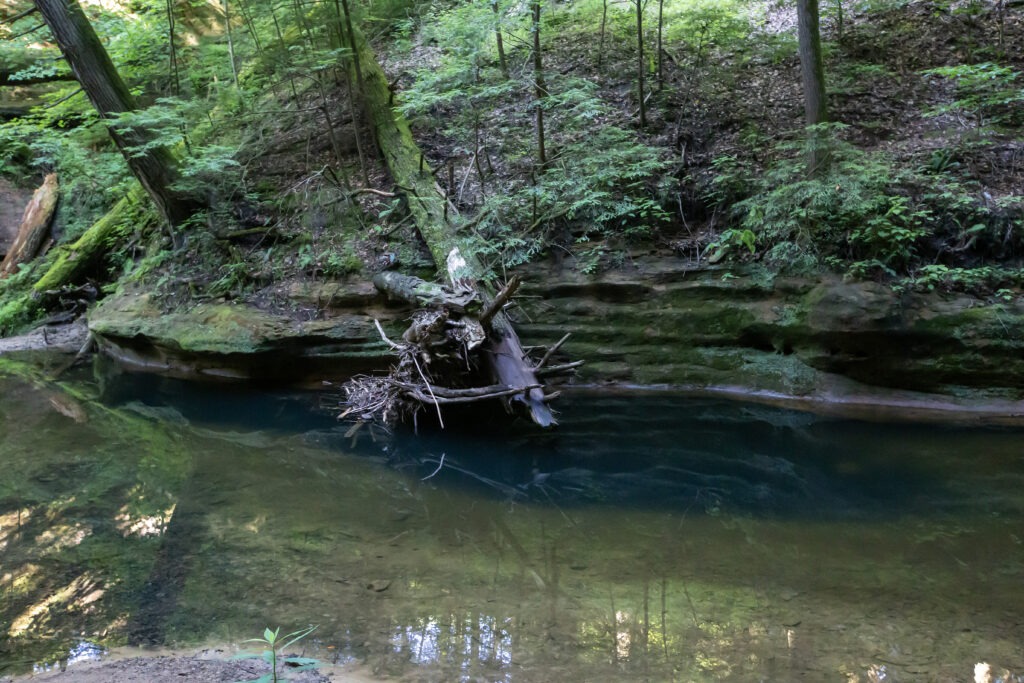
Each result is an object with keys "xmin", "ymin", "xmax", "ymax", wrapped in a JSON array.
[{"xmin": 1, "ymin": 358, "xmax": 1023, "ymax": 682}]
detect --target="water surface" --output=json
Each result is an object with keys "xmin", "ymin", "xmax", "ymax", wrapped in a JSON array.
[{"xmin": 1, "ymin": 360, "xmax": 1022, "ymax": 682}]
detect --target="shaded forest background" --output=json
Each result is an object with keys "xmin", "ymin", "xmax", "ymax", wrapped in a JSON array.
[{"xmin": 0, "ymin": 0, "xmax": 1022, "ymax": 333}]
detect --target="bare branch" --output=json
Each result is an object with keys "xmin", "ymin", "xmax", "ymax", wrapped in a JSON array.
[
  {"xmin": 536, "ymin": 360, "xmax": 584, "ymax": 377},
  {"xmin": 537, "ymin": 332, "xmax": 570, "ymax": 369},
  {"xmin": 479, "ymin": 274, "xmax": 521, "ymax": 327}
]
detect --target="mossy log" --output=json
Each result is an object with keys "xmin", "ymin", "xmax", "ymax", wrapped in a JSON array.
[
  {"xmin": 1, "ymin": 173, "xmax": 59, "ymax": 277},
  {"xmin": 373, "ymin": 271, "xmax": 479, "ymax": 313},
  {"xmin": 352, "ymin": 28, "xmax": 556, "ymax": 427},
  {"xmin": 32, "ymin": 188, "xmax": 143, "ymax": 293}
]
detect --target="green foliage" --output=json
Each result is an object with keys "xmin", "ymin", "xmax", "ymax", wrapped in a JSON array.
[
  {"xmin": 234, "ymin": 625, "xmax": 319, "ymax": 683},
  {"xmin": 661, "ymin": 0, "xmax": 752, "ymax": 59},
  {"xmin": 711, "ymin": 125, "xmax": 932, "ymax": 269},
  {"xmin": 0, "ymin": 266, "xmax": 42, "ymax": 336},
  {"xmin": 475, "ymin": 100, "xmax": 670, "ymax": 269},
  {"xmin": 0, "ymin": 117, "xmax": 135, "ymax": 241},
  {"xmin": 898, "ymin": 264, "xmax": 1024, "ymax": 296},
  {"xmin": 923, "ymin": 62, "xmax": 1024, "ymax": 128},
  {"xmin": 398, "ymin": 2, "xmax": 669, "ymax": 273}
]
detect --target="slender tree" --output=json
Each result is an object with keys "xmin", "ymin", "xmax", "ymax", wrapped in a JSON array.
[
  {"xmin": 797, "ymin": 0, "xmax": 828, "ymax": 173},
  {"xmin": 33, "ymin": 0, "xmax": 202, "ymax": 226},
  {"xmin": 656, "ymin": 0, "xmax": 664, "ymax": 90},
  {"xmin": 531, "ymin": 0, "xmax": 547, "ymax": 169},
  {"xmin": 222, "ymin": 0, "xmax": 239, "ymax": 90},
  {"xmin": 635, "ymin": 0, "xmax": 646, "ymax": 129},
  {"xmin": 491, "ymin": 0, "xmax": 509, "ymax": 80}
]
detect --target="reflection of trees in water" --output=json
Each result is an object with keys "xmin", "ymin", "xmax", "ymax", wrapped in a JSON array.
[
  {"xmin": 0, "ymin": 367, "xmax": 194, "ymax": 674},
  {"xmin": 3, "ymin": 373, "xmax": 1022, "ymax": 682}
]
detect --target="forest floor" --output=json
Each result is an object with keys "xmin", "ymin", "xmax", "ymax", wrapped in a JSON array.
[{"xmin": 3, "ymin": 646, "xmax": 375, "ymax": 683}]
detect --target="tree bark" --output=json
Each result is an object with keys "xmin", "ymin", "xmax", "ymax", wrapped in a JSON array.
[
  {"xmin": 352, "ymin": 27, "xmax": 555, "ymax": 426},
  {"xmin": 492, "ymin": 0, "xmax": 509, "ymax": 79},
  {"xmin": 1, "ymin": 173, "xmax": 59, "ymax": 278},
  {"xmin": 531, "ymin": 0, "xmax": 547, "ymax": 169},
  {"xmin": 373, "ymin": 271, "xmax": 479, "ymax": 313},
  {"xmin": 33, "ymin": 0, "xmax": 202, "ymax": 226},
  {"xmin": 636, "ymin": 0, "xmax": 646, "ymax": 129},
  {"xmin": 797, "ymin": 0, "xmax": 829, "ymax": 173}
]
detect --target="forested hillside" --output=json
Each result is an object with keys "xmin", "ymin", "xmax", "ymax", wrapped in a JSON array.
[{"xmin": 1, "ymin": 0, "xmax": 1022, "ymax": 333}]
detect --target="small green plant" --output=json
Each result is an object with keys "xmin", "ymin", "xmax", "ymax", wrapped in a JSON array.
[
  {"xmin": 710, "ymin": 125, "xmax": 933, "ymax": 269},
  {"xmin": 234, "ymin": 625, "xmax": 319, "ymax": 683},
  {"xmin": 923, "ymin": 62, "xmax": 1024, "ymax": 129}
]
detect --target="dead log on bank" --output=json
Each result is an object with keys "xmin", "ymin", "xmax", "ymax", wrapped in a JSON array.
[
  {"xmin": 345, "ymin": 27, "xmax": 576, "ymax": 428},
  {"xmin": 1, "ymin": 173, "xmax": 59, "ymax": 277}
]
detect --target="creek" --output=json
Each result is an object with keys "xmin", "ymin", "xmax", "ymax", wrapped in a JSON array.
[{"xmin": 1, "ymin": 361, "xmax": 1022, "ymax": 682}]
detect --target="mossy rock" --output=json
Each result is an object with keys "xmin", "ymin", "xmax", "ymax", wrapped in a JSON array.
[{"xmin": 88, "ymin": 290, "xmax": 404, "ymax": 382}]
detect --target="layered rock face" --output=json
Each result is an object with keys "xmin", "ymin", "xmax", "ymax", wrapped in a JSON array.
[{"xmin": 86, "ymin": 260, "xmax": 1024, "ymax": 421}]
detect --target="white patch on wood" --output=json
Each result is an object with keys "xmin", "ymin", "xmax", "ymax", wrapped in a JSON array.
[{"xmin": 446, "ymin": 247, "xmax": 467, "ymax": 275}]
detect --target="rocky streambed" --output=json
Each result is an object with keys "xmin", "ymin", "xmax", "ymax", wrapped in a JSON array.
[{"xmin": 80, "ymin": 258, "xmax": 1024, "ymax": 423}]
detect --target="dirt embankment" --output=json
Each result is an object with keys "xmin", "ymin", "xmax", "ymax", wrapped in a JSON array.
[
  {"xmin": 0, "ymin": 177, "xmax": 33, "ymax": 257},
  {"xmin": 3, "ymin": 646, "xmax": 379, "ymax": 683}
]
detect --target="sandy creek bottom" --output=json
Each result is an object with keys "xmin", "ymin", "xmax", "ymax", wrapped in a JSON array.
[{"xmin": 1, "ymin": 364, "xmax": 1022, "ymax": 682}]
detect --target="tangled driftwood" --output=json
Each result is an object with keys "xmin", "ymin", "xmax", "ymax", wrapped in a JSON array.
[{"xmin": 339, "ymin": 259, "xmax": 579, "ymax": 429}]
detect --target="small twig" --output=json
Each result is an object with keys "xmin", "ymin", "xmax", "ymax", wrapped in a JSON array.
[
  {"xmin": 349, "ymin": 187, "xmax": 396, "ymax": 198},
  {"xmin": 536, "ymin": 360, "xmax": 584, "ymax": 377},
  {"xmin": 537, "ymin": 332, "xmax": 570, "ymax": 369},
  {"xmin": 43, "ymin": 87, "xmax": 84, "ymax": 109},
  {"xmin": 374, "ymin": 319, "xmax": 402, "ymax": 350},
  {"xmin": 421, "ymin": 453, "xmax": 446, "ymax": 481},
  {"xmin": 480, "ymin": 275, "xmax": 521, "ymax": 326},
  {"xmin": 527, "ymin": 205, "xmax": 572, "ymax": 233},
  {"xmin": 1, "ymin": 6, "xmax": 39, "ymax": 24},
  {"xmin": 396, "ymin": 381, "xmax": 540, "ymax": 398},
  {"xmin": 405, "ymin": 385, "xmax": 540, "ymax": 404},
  {"xmin": 457, "ymin": 151, "xmax": 477, "ymax": 205},
  {"xmin": 8, "ymin": 22, "xmax": 45, "ymax": 39},
  {"xmin": 411, "ymin": 353, "xmax": 444, "ymax": 428}
]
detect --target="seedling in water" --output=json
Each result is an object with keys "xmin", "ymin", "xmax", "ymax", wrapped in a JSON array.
[{"xmin": 234, "ymin": 625, "xmax": 319, "ymax": 683}]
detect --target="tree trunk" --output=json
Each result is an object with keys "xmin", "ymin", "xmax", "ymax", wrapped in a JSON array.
[
  {"xmin": 531, "ymin": 0, "xmax": 547, "ymax": 169},
  {"xmin": 373, "ymin": 271, "xmax": 478, "ymax": 313},
  {"xmin": 636, "ymin": 0, "xmax": 646, "ymax": 129},
  {"xmin": 33, "ymin": 188, "xmax": 144, "ymax": 293},
  {"xmin": 492, "ymin": 0, "xmax": 509, "ymax": 79},
  {"xmin": 797, "ymin": 0, "xmax": 828, "ymax": 173},
  {"xmin": 1, "ymin": 173, "xmax": 58, "ymax": 278},
  {"xmin": 33, "ymin": 0, "xmax": 201, "ymax": 226},
  {"xmin": 657, "ymin": 0, "xmax": 664, "ymax": 90},
  {"xmin": 351, "ymin": 27, "xmax": 555, "ymax": 427}
]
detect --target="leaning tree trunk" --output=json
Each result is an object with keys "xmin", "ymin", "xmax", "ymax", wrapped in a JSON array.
[
  {"xmin": 797, "ymin": 0, "xmax": 829, "ymax": 175},
  {"xmin": 350, "ymin": 26, "xmax": 556, "ymax": 427},
  {"xmin": 33, "ymin": 0, "xmax": 201, "ymax": 226}
]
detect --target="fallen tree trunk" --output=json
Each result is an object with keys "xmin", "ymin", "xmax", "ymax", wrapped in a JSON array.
[
  {"xmin": 31, "ymin": 188, "xmax": 143, "ymax": 294},
  {"xmin": 351, "ymin": 27, "xmax": 557, "ymax": 427},
  {"xmin": 1, "ymin": 173, "xmax": 59, "ymax": 277},
  {"xmin": 0, "ymin": 190, "xmax": 142, "ymax": 334}
]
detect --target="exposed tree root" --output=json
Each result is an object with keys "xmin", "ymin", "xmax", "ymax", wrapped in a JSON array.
[{"xmin": 339, "ymin": 272, "xmax": 580, "ymax": 428}]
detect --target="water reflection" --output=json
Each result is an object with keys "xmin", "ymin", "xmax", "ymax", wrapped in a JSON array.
[{"xmin": 1, "ymin": 364, "xmax": 1023, "ymax": 681}]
